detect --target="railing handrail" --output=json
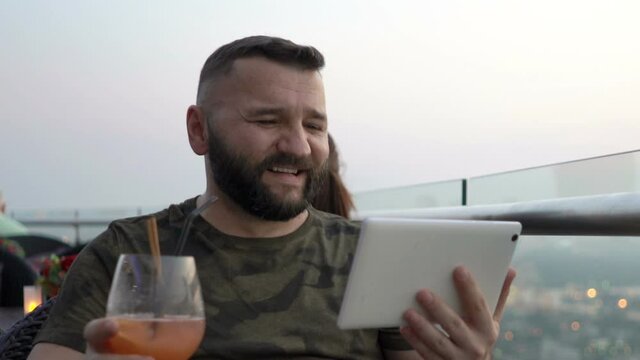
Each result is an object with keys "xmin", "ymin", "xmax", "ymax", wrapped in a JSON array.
[
  {"xmin": 16, "ymin": 219, "xmax": 112, "ymax": 226},
  {"xmin": 354, "ymin": 192, "xmax": 640, "ymax": 236},
  {"xmin": 13, "ymin": 219, "xmax": 113, "ymax": 245},
  {"xmin": 14, "ymin": 192, "xmax": 640, "ymax": 239}
]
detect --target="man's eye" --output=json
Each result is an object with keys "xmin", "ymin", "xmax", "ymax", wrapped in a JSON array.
[
  {"xmin": 305, "ymin": 123, "xmax": 324, "ymax": 131},
  {"xmin": 255, "ymin": 119, "xmax": 277, "ymax": 125}
]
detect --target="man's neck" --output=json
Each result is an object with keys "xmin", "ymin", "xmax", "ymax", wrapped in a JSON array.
[{"xmin": 196, "ymin": 191, "xmax": 309, "ymax": 238}]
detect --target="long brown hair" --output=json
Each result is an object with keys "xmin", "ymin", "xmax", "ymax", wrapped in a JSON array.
[{"xmin": 311, "ymin": 135, "xmax": 355, "ymax": 218}]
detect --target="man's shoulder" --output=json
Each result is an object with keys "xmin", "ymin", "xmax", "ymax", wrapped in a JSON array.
[
  {"xmin": 308, "ymin": 207, "xmax": 361, "ymax": 239},
  {"xmin": 107, "ymin": 197, "xmax": 196, "ymax": 231},
  {"xmin": 87, "ymin": 197, "xmax": 198, "ymax": 252}
]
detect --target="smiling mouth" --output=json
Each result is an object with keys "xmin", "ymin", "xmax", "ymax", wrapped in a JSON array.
[{"xmin": 269, "ymin": 166, "xmax": 301, "ymax": 175}]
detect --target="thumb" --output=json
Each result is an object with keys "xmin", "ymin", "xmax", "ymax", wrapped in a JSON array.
[{"xmin": 84, "ymin": 318, "xmax": 119, "ymax": 353}]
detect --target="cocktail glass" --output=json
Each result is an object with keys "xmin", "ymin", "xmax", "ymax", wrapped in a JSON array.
[{"xmin": 105, "ymin": 254, "xmax": 205, "ymax": 360}]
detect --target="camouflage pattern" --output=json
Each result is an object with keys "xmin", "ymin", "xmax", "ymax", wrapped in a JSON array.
[{"xmin": 35, "ymin": 197, "xmax": 405, "ymax": 358}]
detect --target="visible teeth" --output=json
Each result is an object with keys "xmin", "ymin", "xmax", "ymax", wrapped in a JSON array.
[{"xmin": 272, "ymin": 167, "xmax": 298, "ymax": 175}]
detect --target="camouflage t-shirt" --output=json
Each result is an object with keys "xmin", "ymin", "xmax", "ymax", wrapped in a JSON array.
[{"xmin": 35, "ymin": 198, "xmax": 404, "ymax": 359}]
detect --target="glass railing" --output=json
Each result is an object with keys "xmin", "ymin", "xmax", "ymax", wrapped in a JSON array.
[
  {"xmin": 7, "ymin": 149, "xmax": 640, "ymax": 358},
  {"xmin": 10, "ymin": 205, "xmax": 164, "ymax": 244},
  {"xmin": 353, "ymin": 179, "xmax": 465, "ymax": 211},
  {"xmin": 353, "ymin": 149, "xmax": 640, "ymax": 360},
  {"xmin": 467, "ymin": 150, "xmax": 640, "ymax": 205}
]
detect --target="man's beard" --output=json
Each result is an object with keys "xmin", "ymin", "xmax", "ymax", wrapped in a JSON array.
[{"xmin": 207, "ymin": 127, "xmax": 328, "ymax": 221}]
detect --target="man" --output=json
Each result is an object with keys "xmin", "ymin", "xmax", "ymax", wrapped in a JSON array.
[{"xmin": 28, "ymin": 36, "xmax": 515, "ymax": 359}]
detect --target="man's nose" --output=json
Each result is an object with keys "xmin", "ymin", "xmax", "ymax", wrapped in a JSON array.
[{"xmin": 276, "ymin": 124, "xmax": 312, "ymax": 158}]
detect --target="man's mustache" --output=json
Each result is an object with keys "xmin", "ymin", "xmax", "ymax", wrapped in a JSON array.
[{"xmin": 258, "ymin": 153, "xmax": 315, "ymax": 172}]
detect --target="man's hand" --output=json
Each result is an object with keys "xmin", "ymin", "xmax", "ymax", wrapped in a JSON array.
[
  {"xmin": 83, "ymin": 318, "xmax": 152, "ymax": 359},
  {"xmin": 26, "ymin": 319, "xmax": 152, "ymax": 360},
  {"xmin": 398, "ymin": 266, "xmax": 516, "ymax": 359}
]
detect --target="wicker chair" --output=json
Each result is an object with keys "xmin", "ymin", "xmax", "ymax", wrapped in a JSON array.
[{"xmin": 0, "ymin": 297, "xmax": 56, "ymax": 360}]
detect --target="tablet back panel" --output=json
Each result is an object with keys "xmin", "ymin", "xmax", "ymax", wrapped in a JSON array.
[{"xmin": 337, "ymin": 218, "xmax": 521, "ymax": 329}]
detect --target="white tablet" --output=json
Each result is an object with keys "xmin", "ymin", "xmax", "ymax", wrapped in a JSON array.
[{"xmin": 337, "ymin": 217, "xmax": 522, "ymax": 330}]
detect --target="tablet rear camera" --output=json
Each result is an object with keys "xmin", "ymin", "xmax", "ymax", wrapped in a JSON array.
[{"xmin": 511, "ymin": 234, "xmax": 519, "ymax": 242}]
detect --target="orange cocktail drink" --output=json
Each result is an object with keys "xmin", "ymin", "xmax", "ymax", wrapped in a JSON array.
[
  {"xmin": 107, "ymin": 317, "xmax": 205, "ymax": 360},
  {"xmin": 106, "ymin": 254, "xmax": 206, "ymax": 359}
]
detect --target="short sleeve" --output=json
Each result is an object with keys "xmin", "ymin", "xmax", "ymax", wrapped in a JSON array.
[
  {"xmin": 378, "ymin": 327, "xmax": 413, "ymax": 351},
  {"xmin": 34, "ymin": 228, "xmax": 121, "ymax": 353}
]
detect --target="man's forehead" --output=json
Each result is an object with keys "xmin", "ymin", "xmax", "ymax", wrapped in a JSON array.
[
  {"xmin": 205, "ymin": 57, "xmax": 326, "ymax": 106},
  {"xmin": 230, "ymin": 58, "xmax": 323, "ymax": 89}
]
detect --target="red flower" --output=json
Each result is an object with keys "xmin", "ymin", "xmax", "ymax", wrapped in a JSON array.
[
  {"xmin": 61, "ymin": 255, "xmax": 77, "ymax": 270},
  {"xmin": 37, "ymin": 254, "xmax": 78, "ymax": 298}
]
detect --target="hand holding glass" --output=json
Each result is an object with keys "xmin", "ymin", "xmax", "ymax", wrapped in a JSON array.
[{"xmin": 105, "ymin": 254, "xmax": 205, "ymax": 360}]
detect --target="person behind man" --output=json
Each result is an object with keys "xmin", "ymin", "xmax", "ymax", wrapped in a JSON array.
[
  {"xmin": 310, "ymin": 134, "xmax": 355, "ymax": 218},
  {"xmin": 29, "ymin": 36, "xmax": 515, "ymax": 360},
  {"xmin": 0, "ymin": 191, "xmax": 28, "ymax": 238}
]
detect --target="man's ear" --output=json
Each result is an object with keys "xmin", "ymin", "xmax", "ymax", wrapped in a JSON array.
[{"xmin": 186, "ymin": 105, "xmax": 209, "ymax": 155}]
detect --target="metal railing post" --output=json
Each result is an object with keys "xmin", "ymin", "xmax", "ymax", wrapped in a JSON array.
[{"xmin": 74, "ymin": 210, "xmax": 80, "ymax": 245}]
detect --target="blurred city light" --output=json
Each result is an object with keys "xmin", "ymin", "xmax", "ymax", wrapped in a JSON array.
[
  {"xmin": 618, "ymin": 298, "xmax": 628, "ymax": 309},
  {"xmin": 571, "ymin": 321, "xmax": 581, "ymax": 332},
  {"xmin": 504, "ymin": 330, "xmax": 514, "ymax": 341}
]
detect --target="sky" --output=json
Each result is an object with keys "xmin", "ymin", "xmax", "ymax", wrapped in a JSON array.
[{"xmin": 1, "ymin": 0, "xmax": 639, "ymax": 211}]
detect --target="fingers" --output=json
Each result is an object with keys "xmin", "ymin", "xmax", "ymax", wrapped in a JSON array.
[
  {"xmin": 84, "ymin": 318, "xmax": 119, "ymax": 353},
  {"xmin": 401, "ymin": 309, "xmax": 452, "ymax": 359},
  {"xmin": 85, "ymin": 355, "xmax": 153, "ymax": 360},
  {"xmin": 83, "ymin": 318, "xmax": 154, "ymax": 359},
  {"xmin": 406, "ymin": 289, "xmax": 480, "ymax": 354},
  {"xmin": 493, "ymin": 267, "xmax": 517, "ymax": 323},
  {"xmin": 452, "ymin": 266, "xmax": 495, "ymax": 337},
  {"xmin": 401, "ymin": 267, "xmax": 513, "ymax": 358},
  {"xmin": 400, "ymin": 323, "xmax": 445, "ymax": 360}
]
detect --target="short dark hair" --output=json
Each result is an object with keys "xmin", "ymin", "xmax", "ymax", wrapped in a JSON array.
[{"xmin": 197, "ymin": 35, "xmax": 325, "ymax": 104}]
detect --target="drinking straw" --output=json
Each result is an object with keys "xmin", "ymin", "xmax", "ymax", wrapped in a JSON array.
[
  {"xmin": 146, "ymin": 216, "xmax": 162, "ymax": 276},
  {"xmin": 146, "ymin": 216, "xmax": 164, "ymax": 315},
  {"xmin": 174, "ymin": 196, "xmax": 218, "ymax": 255}
]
